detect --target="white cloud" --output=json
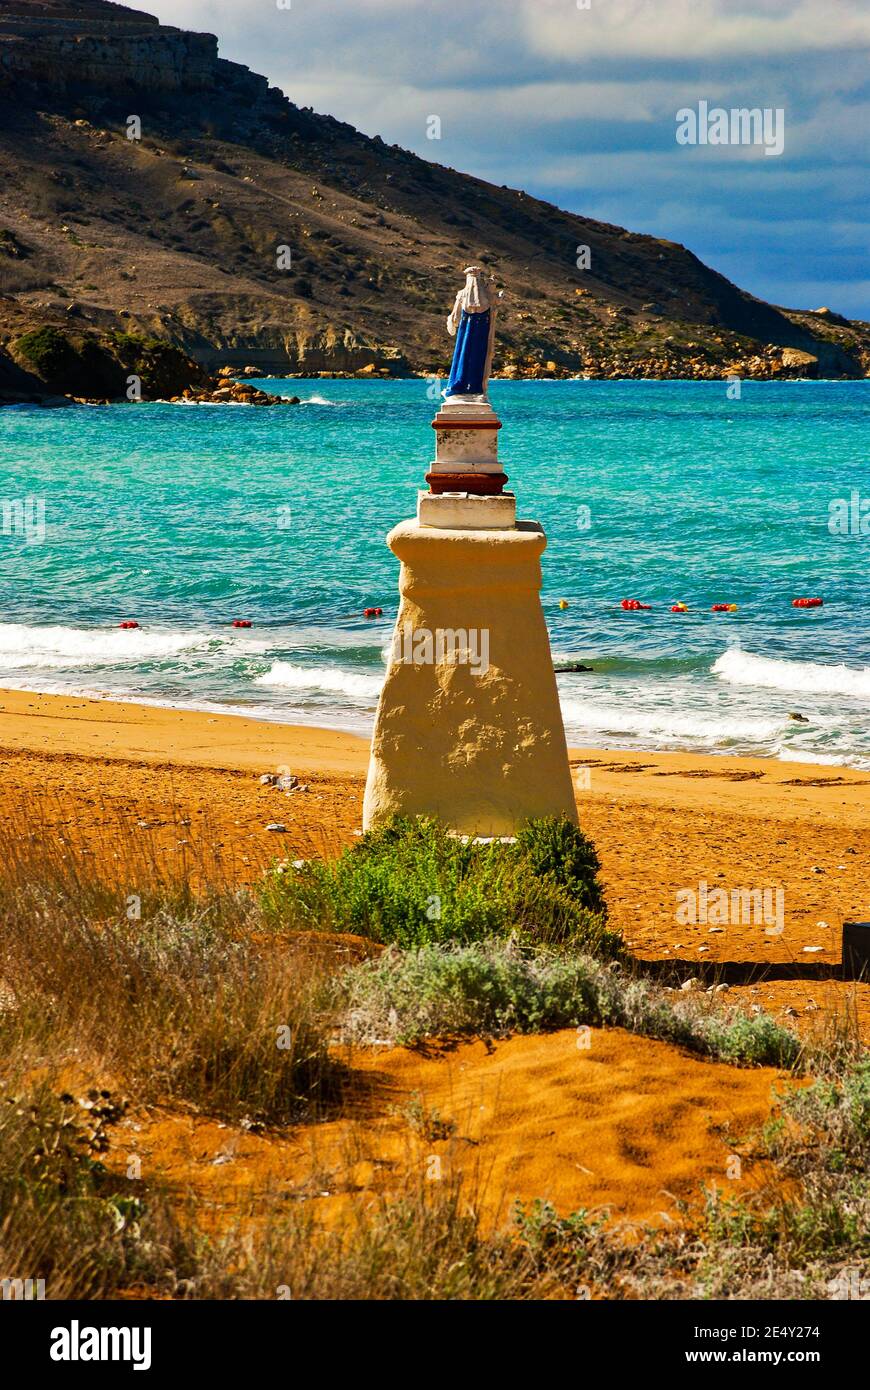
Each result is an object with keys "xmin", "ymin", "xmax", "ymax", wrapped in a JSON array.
[{"xmin": 521, "ymin": 0, "xmax": 870, "ymax": 62}]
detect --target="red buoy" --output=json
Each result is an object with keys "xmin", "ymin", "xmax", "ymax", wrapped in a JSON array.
[
  {"xmin": 118, "ymin": 620, "xmax": 140, "ymax": 629},
  {"xmin": 620, "ymin": 598, "xmax": 651, "ymax": 611},
  {"xmin": 364, "ymin": 607, "xmax": 383, "ymax": 618},
  {"xmin": 233, "ymin": 619, "xmax": 253, "ymax": 628},
  {"xmin": 792, "ymin": 597, "xmax": 823, "ymax": 609}
]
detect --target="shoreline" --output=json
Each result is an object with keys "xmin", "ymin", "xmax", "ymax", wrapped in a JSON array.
[
  {"xmin": 0, "ymin": 679, "xmax": 867, "ymax": 775},
  {"xmin": 3, "ymin": 683, "xmax": 870, "ymax": 820},
  {"xmin": 4, "ymin": 374, "xmax": 863, "ymax": 404},
  {"xmin": 4, "ymin": 375, "xmax": 866, "ymax": 409}
]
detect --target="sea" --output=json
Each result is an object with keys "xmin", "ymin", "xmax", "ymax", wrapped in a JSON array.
[{"xmin": 1, "ymin": 379, "xmax": 868, "ymax": 767}]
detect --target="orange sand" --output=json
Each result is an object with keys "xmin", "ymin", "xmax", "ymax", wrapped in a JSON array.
[
  {"xmin": 109, "ymin": 1028, "xmax": 793, "ymax": 1231},
  {"xmin": 1, "ymin": 687, "xmax": 867, "ymax": 1037}
]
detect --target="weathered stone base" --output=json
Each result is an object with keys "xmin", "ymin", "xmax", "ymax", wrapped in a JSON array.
[
  {"xmin": 363, "ymin": 519, "xmax": 577, "ymax": 835},
  {"xmin": 417, "ymin": 491, "xmax": 517, "ymax": 529}
]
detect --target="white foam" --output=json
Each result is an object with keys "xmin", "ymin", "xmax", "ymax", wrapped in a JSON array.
[
  {"xmin": 560, "ymin": 697, "xmax": 782, "ymax": 744},
  {"xmin": 254, "ymin": 660, "xmax": 383, "ymax": 700},
  {"xmin": 0, "ymin": 623, "xmax": 267, "ymax": 669},
  {"xmin": 713, "ymin": 647, "xmax": 870, "ymax": 700}
]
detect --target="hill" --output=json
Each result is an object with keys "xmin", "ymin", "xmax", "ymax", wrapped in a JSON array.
[{"xmin": 1, "ymin": 0, "xmax": 867, "ymax": 401}]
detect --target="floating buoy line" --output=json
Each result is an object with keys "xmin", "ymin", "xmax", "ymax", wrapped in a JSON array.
[
  {"xmin": 112, "ymin": 597, "xmax": 825, "ymax": 631},
  {"xmin": 613, "ymin": 597, "xmax": 823, "ymax": 615},
  {"xmin": 115, "ymin": 607, "xmax": 388, "ymax": 631}
]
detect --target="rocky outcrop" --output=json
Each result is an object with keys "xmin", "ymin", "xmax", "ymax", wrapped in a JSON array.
[
  {"xmin": 779, "ymin": 348, "xmax": 819, "ymax": 376},
  {"xmin": 0, "ymin": 0, "xmax": 276, "ymax": 111},
  {"xmin": 0, "ymin": 2, "xmax": 229, "ymax": 97},
  {"xmin": 6, "ymin": 320, "xmax": 209, "ymax": 401}
]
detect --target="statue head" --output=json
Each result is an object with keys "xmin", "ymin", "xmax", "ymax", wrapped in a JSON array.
[{"xmin": 459, "ymin": 265, "xmax": 492, "ymax": 312}]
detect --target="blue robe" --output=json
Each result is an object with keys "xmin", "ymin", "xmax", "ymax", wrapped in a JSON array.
[{"xmin": 445, "ymin": 308, "xmax": 491, "ymax": 396}]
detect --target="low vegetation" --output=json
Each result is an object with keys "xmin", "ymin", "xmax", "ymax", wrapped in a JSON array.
[
  {"xmin": 0, "ymin": 808, "xmax": 865, "ymax": 1299},
  {"xmin": 0, "ymin": 879, "xmax": 343, "ymax": 1128},
  {"xmin": 0, "ymin": 1076, "xmax": 196, "ymax": 1300},
  {"xmin": 338, "ymin": 939, "xmax": 803, "ymax": 1067},
  {"xmin": 260, "ymin": 816, "xmax": 620, "ymax": 955}
]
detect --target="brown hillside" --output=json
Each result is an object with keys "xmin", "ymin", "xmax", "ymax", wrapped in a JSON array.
[{"xmin": 1, "ymin": 0, "xmax": 867, "ymax": 392}]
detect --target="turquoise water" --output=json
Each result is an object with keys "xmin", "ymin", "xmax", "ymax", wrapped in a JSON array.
[{"xmin": 1, "ymin": 379, "xmax": 868, "ymax": 765}]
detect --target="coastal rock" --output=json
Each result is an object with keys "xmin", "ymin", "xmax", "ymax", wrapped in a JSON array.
[{"xmin": 780, "ymin": 348, "xmax": 819, "ymax": 375}]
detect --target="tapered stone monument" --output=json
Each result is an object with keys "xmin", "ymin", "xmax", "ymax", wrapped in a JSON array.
[{"xmin": 362, "ymin": 267, "xmax": 577, "ymax": 835}]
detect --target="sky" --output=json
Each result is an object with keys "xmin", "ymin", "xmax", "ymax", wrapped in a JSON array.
[{"xmin": 145, "ymin": 0, "xmax": 869, "ymax": 319}]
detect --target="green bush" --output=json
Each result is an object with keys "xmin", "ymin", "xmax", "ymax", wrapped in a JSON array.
[
  {"xmin": 13, "ymin": 326, "xmax": 72, "ymax": 376},
  {"xmin": 259, "ymin": 816, "xmax": 619, "ymax": 955},
  {"xmin": 338, "ymin": 939, "xmax": 803, "ymax": 1066}
]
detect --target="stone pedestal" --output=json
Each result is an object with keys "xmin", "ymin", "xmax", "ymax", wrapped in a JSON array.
[
  {"xmin": 427, "ymin": 395, "xmax": 508, "ymax": 496},
  {"xmin": 362, "ymin": 519, "xmax": 578, "ymax": 835}
]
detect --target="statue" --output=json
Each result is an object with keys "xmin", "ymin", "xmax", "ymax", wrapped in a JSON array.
[
  {"xmin": 364, "ymin": 270, "xmax": 576, "ymax": 835},
  {"xmin": 444, "ymin": 265, "xmax": 502, "ymax": 400}
]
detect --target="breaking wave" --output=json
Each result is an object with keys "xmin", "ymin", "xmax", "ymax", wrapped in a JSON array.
[{"xmin": 713, "ymin": 648, "xmax": 870, "ymax": 700}]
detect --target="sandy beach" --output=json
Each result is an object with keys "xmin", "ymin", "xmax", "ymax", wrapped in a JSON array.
[{"xmin": 2, "ymin": 686, "xmax": 868, "ymax": 1040}]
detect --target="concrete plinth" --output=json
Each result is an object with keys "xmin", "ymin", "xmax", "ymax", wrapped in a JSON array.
[
  {"xmin": 363, "ymin": 519, "xmax": 578, "ymax": 835},
  {"xmin": 417, "ymin": 490, "xmax": 517, "ymax": 530}
]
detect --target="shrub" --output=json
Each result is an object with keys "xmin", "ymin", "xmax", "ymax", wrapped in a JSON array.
[
  {"xmin": 338, "ymin": 939, "xmax": 803, "ymax": 1067},
  {"xmin": 259, "ymin": 816, "xmax": 618, "ymax": 955},
  {"xmin": 0, "ymin": 1078, "xmax": 194, "ymax": 1299},
  {"xmin": 12, "ymin": 326, "xmax": 72, "ymax": 376}
]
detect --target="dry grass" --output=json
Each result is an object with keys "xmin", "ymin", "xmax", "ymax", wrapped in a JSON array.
[{"xmin": 0, "ymin": 800, "xmax": 346, "ymax": 1127}]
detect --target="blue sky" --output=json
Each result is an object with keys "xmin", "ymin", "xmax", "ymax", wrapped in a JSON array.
[{"xmin": 148, "ymin": 1, "xmax": 869, "ymax": 319}]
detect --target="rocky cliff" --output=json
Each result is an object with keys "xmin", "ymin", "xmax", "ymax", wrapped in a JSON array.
[{"xmin": 1, "ymin": 0, "xmax": 867, "ymax": 401}]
